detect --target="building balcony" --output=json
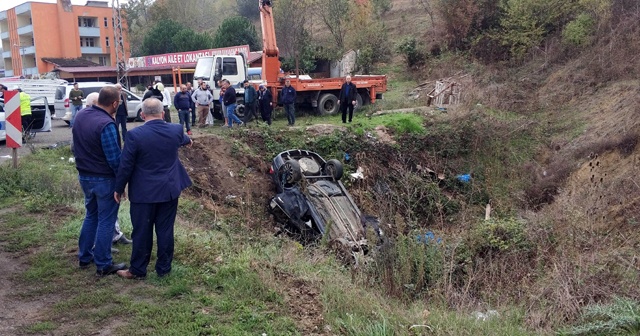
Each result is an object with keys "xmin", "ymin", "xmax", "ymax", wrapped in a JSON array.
[
  {"xmin": 15, "ymin": 3, "xmax": 31, "ymax": 15},
  {"xmin": 22, "ymin": 66, "xmax": 39, "ymax": 75},
  {"xmin": 78, "ymin": 26, "xmax": 101, "ymax": 37},
  {"xmin": 0, "ymin": 11, "xmax": 7, "ymax": 21},
  {"xmin": 2, "ymin": 50, "xmax": 10, "ymax": 59},
  {"xmin": 0, "ymin": 31, "xmax": 8, "ymax": 40},
  {"xmin": 4, "ymin": 70, "xmax": 13, "ymax": 77},
  {"xmin": 17, "ymin": 24, "xmax": 33, "ymax": 35},
  {"xmin": 81, "ymin": 46, "xmax": 103, "ymax": 54},
  {"xmin": 17, "ymin": 45, "xmax": 36, "ymax": 55}
]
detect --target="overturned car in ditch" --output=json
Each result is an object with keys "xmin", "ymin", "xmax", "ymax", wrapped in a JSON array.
[{"xmin": 268, "ymin": 149, "xmax": 382, "ymax": 257}]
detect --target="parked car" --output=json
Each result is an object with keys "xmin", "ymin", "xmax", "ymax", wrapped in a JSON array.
[
  {"xmin": 268, "ymin": 149, "xmax": 382, "ymax": 258},
  {"xmin": 54, "ymin": 82, "xmax": 142, "ymax": 122},
  {"xmin": 0, "ymin": 96, "xmax": 52, "ymax": 142}
]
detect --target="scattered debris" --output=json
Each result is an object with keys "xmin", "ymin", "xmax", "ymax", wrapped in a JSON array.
[
  {"xmin": 349, "ymin": 167, "xmax": 365, "ymax": 181},
  {"xmin": 456, "ymin": 174, "xmax": 471, "ymax": 183},
  {"xmin": 473, "ymin": 310, "xmax": 499, "ymax": 321},
  {"xmin": 225, "ymin": 195, "xmax": 237, "ymax": 200},
  {"xmin": 68, "ymin": 157, "xmax": 75, "ymax": 163}
]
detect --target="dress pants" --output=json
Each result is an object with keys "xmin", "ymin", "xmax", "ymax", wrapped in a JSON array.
[
  {"xmin": 115, "ymin": 114, "xmax": 128, "ymax": 140},
  {"xmin": 129, "ymin": 199, "xmax": 179, "ymax": 277},
  {"xmin": 341, "ymin": 102, "xmax": 355, "ymax": 123}
]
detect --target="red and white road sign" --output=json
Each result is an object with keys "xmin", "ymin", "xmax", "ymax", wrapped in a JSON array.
[{"xmin": 4, "ymin": 90, "xmax": 22, "ymax": 148}]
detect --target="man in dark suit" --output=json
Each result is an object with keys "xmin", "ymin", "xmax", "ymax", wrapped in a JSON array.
[
  {"xmin": 113, "ymin": 98, "xmax": 192, "ymax": 279},
  {"xmin": 337, "ymin": 75, "xmax": 358, "ymax": 123},
  {"xmin": 257, "ymin": 85, "xmax": 273, "ymax": 125}
]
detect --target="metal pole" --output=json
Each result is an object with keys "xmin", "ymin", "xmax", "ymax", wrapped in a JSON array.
[{"xmin": 12, "ymin": 148, "xmax": 18, "ymax": 169}]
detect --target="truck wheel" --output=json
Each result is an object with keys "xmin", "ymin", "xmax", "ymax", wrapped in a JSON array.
[
  {"xmin": 324, "ymin": 159, "xmax": 343, "ymax": 180},
  {"xmin": 279, "ymin": 159, "xmax": 302, "ymax": 185},
  {"xmin": 136, "ymin": 109, "xmax": 142, "ymax": 121},
  {"xmin": 317, "ymin": 93, "xmax": 339, "ymax": 115},
  {"xmin": 355, "ymin": 93, "xmax": 364, "ymax": 111},
  {"xmin": 235, "ymin": 104, "xmax": 245, "ymax": 119}
]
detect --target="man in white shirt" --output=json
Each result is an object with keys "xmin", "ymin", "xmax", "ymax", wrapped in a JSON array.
[{"xmin": 154, "ymin": 80, "xmax": 172, "ymax": 123}]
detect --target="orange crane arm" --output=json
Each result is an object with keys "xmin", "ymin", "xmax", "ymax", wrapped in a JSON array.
[{"xmin": 259, "ymin": 1, "xmax": 281, "ymax": 86}]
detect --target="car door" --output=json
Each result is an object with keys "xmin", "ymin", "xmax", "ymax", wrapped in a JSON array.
[
  {"xmin": 122, "ymin": 89, "xmax": 141, "ymax": 119},
  {"xmin": 29, "ymin": 95, "xmax": 52, "ymax": 133},
  {"xmin": 53, "ymin": 85, "xmax": 69, "ymax": 119}
]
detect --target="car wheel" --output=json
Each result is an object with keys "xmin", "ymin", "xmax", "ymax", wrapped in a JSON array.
[
  {"xmin": 324, "ymin": 159, "xmax": 343, "ymax": 180},
  {"xmin": 279, "ymin": 159, "xmax": 302, "ymax": 185},
  {"xmin": 136, "ymin": 109, "xmax": 143, "ymax": 121}
]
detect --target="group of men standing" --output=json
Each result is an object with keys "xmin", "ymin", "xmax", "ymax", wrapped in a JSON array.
[{"xmin": 72, "ymin": 86, "xmax": 192, "ymax": 279}]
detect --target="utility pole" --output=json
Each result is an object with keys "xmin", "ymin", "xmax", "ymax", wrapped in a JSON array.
[{"xmin": 112, "ymin": 0, "xmax": 128, "ymax": 88}]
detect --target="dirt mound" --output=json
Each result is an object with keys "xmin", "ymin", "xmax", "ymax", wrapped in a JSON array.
[
  {"xmin": 254, "ymin": 262, "xmax": 326, "ymax": 335},
  {"xmin": 180, "ymin": 135, "xmax": 274, "ymax": 214}
]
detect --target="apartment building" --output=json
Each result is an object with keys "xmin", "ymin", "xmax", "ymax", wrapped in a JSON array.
[{"xmin": 0, "ymin": 0, "xmax": 129, "ymax": 77}]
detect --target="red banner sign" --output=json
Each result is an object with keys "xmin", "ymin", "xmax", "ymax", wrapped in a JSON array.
[{"xmin": 128, "ymin": 45, "xmax": 251, "ymax": 69}]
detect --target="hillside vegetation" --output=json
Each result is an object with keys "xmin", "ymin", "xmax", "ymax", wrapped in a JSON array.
[{"xmin": 0, "ymin": 0, "xmax": 639, "ymax": 335}]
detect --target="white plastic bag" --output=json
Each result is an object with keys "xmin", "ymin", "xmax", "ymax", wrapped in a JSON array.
[{"xmin": 205, "ymin": 110, "xmax": 214, "ymax": 125}]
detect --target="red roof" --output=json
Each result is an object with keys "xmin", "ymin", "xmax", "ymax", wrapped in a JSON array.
[{"xmin": 248, "ymin": 51, "xmax": 262, "ymax": 64}]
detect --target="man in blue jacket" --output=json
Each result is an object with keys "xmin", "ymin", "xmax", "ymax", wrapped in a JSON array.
[
  {"xmin": 173, "ymin": 84, "xmax": 193, "ymax": 135},
  {"xmin": 281, "ymin": 79, "xmax": 296, "ymax": 126},
  {"xmin": 73, "ymin": 86, "xmax": 127, "ymax": 277},
  {"xmin": 114, "ymin": 98, "xmax": 192, "ymax": 279},
  {"xmin": 242, "ymin": 80, "xmax": 258, "ymax": 124}
]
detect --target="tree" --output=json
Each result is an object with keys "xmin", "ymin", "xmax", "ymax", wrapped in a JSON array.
[
  {"xmin": 347, "ymin": 1, "xmax": 391, "ymax": 73},
  {"xmin": 123, "ymin": 0, "xmax": 154, "ymax": 56},
  {"xmin": 436, "ymin": 0, "xmax": 479, "ymax": 50},
  {"xmin": 140, "ymin": 20, "xmax": 194, "ymax": 55},
  {"xmin": 212, "ymin": 16, "xmax": 261, "ymax": 50},
  {"xmin": 314, "ymin": 0, "xmax": 350, "ymax": 51},
  {"xmin": 236, "ymin": 0, "xmax": 260, "ymax": 20},
  {"xmin": 172, "ymin": 29, "xmax": 215, "ymax": 52},
  {"xmin": 274, "ymin": 0, "xmax": 315, "ymax": 74}
]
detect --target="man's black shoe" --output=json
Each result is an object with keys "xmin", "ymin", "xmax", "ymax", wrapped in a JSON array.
[
  {"xmin": 79, "ymin": 260, "xmax": 93, "ymax": 269},
  {"xmin": 114, "ymin": 235, "xmax": 132, "ymax": 245},
  {"xmin": 96, "ymin": 263, "xmax": 127, "ymax": 277}
]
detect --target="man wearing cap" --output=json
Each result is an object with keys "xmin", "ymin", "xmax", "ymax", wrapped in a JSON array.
[
  {"xmin": 243, "ymin": 80, "xmax": 258, "ymax": 124},
  {"xmin": 69, "ymin": 83, "xmax": 84, "ymax": 128}
]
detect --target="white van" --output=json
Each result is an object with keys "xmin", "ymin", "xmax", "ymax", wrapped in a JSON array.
[{"xmin": 54, "ymin": 82, "xmax": 142, "ymax": 123}]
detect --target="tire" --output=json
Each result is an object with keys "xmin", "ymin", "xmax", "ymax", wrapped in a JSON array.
[
  {"xmin": 279, "ymin": 159, "xmax": 302, "ymax": 185},
  {"xmin": 235, "ymin": 103, "xmax": 245, "ymax": 119},
  {"xmin": 136, "ymin": 109, "xmax": 142, "ymax": 121},
  {"xmin": 355, "ymin": 93, "xmax": 364, "ymax": 111},
  {"xmin": 317, "ymin": 93, "xmax": 339, "ymax": 115},
  {"xmin": 324, "ymin": 159, "xmax": 343, "ymax": 180}
]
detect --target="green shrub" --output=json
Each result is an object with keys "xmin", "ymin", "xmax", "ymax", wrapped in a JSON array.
[
  {"xmin": 368, "ymin": 233, "xmax": 444, "ymax": 299},
  {"xmin": 560, "ymin": 297, "xmax": 640, "ymax": 335},
  {"xmin": 562, "ymin": 13, "xmax": 595, "ymax": 46},
  {"xmin": 471, "ymin": 217, "xmax": 529, "ymax": 254},
  {"xmin": 384, "ymin": 114, "xmax": 426, "ymax": 134},
  {"xmin": 396, "ymin": 36, "xmax": 425, "ymax": 67}
]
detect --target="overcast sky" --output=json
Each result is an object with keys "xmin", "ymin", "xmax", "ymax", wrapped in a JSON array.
[{"xmin": 0, "ymin": 0, "xmax": 109, "ymax": 12}]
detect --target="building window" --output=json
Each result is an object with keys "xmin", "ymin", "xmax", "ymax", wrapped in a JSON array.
[
  {"xmin": 112, "ymin": 18, "xmax": 115, "ymax": 27},
  {"xmin": 99, "ymin": 56, "xmax": 108, "ymax": 66},
  {"xmin": 104, "ymin": 17, "xmax": 108, "ymax": 27},
  {"xmin": 31, "ymin": 37, "xmax": 34, "ymax": 46},
  {"xmin": 80, "ymin": 37, "xmax": 96, "ymax": 47},
  {"xmin": 79, "ymin": 17, "xmax": 95, "ymax": 27},
  {"xmin": 105, "ymin": 37, "xmax": 109, "ymax": 47}
]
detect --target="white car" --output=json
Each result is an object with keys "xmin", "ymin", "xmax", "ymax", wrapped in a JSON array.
[
  {"xmin": 54, "ymin": 82, "xmax": 143, "ymax": 122},
  {"xmin": 0, "ymin": 96, "xmax": 52, "ymax": 142}
]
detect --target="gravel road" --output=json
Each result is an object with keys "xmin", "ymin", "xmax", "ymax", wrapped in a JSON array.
[{"xmin": 0, "ymin": 119, "xmax": 145, "ymax": 164}]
